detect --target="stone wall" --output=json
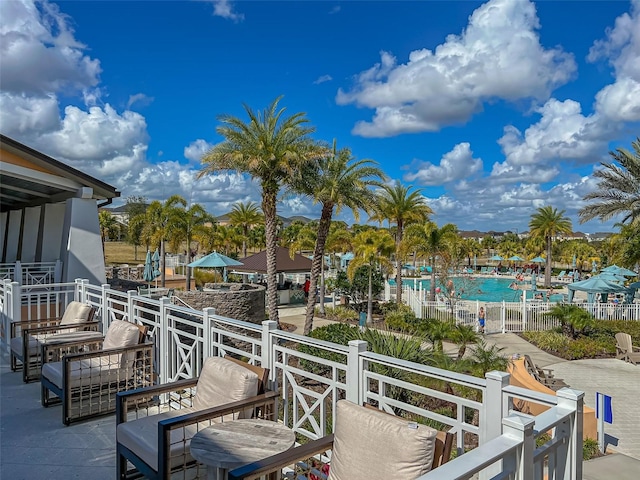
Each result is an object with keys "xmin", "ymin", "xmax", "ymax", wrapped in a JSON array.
[{"xmin": 173, "ymin": 283, "xmax": 266, "ymax": 324}]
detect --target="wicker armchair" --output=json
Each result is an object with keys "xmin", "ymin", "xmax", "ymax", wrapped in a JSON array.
[
  {"xmin": 40, "ymin": 319, "xmax": 153, "ymax": 425},
  {"xmin": 10, "ymin": 301, "xmax": 101, "ymax": 382},
  {"xmin": 229, "ymin": 400, "xmax": 453, "ymax": 480},
  {"xmin": 116, "ymin": 356, "xmax": 277, "ymax": 480}
]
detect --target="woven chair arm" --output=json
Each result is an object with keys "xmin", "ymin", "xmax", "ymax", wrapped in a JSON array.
[
  {"xmin": 61, "ymin": 342, "xmax": 153, "ymax": 363},
  {"xmin": 24, "ymin": 321, "xmax": 101, "ymax": 337},
  {"xmin": 41, "ymin": 337, "xmax": 105, "ymax": 362},
  {"xmin": 11, "ymin": 318, "xmax": 62, "ymax": 336},
  {"xmin": 159, "ymin": 391, "xmax": 280, "ymax": 431},
  {"xmin": 115, "ymin": 378, "xmax": 199, "ymax": 424},
  {"xmin": 228, "ymin": 434, "xmax": 335, "ymax": 480}
]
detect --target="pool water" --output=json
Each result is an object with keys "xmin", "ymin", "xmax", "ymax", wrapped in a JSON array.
[{"xmin": 390, "ymin": 277, "xmax": 564, "ymax": 303}]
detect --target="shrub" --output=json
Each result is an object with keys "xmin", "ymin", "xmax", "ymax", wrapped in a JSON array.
[
  {"xmin": 566, "ymin": 337, "xmax": 613, "ymax": 359},
  {"xmin": 522, "ymin": 331, "xmax": 570, "ymax": 353},
  {"xmin": 583, "ymin": 438, "xmax": 600, "ymax": 460},
  {"xmin": 384, "ymin": 304, "xmax": 418, "ymax": 331},
  {"xmin": 297, "ymin": 323, "xmax": 359, "ymax": 375}
]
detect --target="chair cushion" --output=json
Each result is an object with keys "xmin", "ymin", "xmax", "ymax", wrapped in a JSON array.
[
  {"xmin": 117, "ymin": 407, "xmax": 198, "ymax": 472},
  {"xmin": 328, "ymin": 401, "xmax": 437, "ymax": 480},
  {"xmin": 192, "ymin": 357, "xmax": 259, "ymax": 411},
  {"xmin": 103, "ymin": 320, "xmax": 141, "ymax": 349},
  {"xmin": 11, "ymin": 331, "xmax": 103, "ymax": 358},
  {"xmin": 10, "ymin": 335, "xmax": 38, "ymax": 358},
  {"xmin": 41, "ymin": 358, "xmax": 130, "ymax": 389},
  {"xmin": 59, "ymin": 302, "xmax": 94, "ymax": 326}
]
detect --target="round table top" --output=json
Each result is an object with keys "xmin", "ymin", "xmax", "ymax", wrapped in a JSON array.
[{"xmin": 190, "ymin": 419, "xmax": 296, "ymax": 470}]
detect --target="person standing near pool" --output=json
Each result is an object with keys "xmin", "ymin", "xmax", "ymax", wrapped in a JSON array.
[{"xmin": 478, "ymin": 307, "xmax": 486, "ymax": 334}]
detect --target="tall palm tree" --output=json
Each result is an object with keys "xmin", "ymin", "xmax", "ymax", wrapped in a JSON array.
[
  {"xmin": 142, "ymin": 195, "xmax": 187, "ymax": 287},
  {"xmin": 198, "ymin": 97, "xmax": 325, "ymax": 325},
  {"xmin": 348, "ymin": 230, "xmax": 394, "ymax": 325},
  {"xmin": 290, "ymin": 142, "xmax": 385, "ymax": 334},
  {"xmin": 172, "ymin": 203, "xmax": 214, "ymax": 290},
  {"xmin": 529, "ymin": 206, "xmax": 572, "ymax": 288},
  {"xmin": 373, "ymin": 182, "xmax": 432, "ymax": 305},
  {"xmin": 579, "ymin": 137, "xmax": 640, "ymax": 226},
  {"xmin": 321, "ymin": 225, "xmax": 352, "ymax": 314},
  {"xmin": 98, "ymin": 210, "xmax": 118, "ymax": 249},
  {"xmin": 228, "ymin": 201, "xmax": 263, "ymax": 259},
  {"xmin": 405, "ymin": 222, "xmax": 457, "ymax": 301}
]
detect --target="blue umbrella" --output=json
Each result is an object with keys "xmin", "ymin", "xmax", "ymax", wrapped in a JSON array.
[
  {"xmin": 143, "ymin": 250, "xmax": 161, "ymax": 286},
  {"xmin": 602, "ymin": 265, "xmax": 637, "ymax": 277},
  {"xmin": 188, "ymin": 251, "xmax": 243, "ymax": 282},
  {"xmin": 152, "ymin": 249, "xmax": 161, "ymax": 277},
  {"xmin": 489, "ymin": 255, "xmax": 503, "ymax": 261},
  {"xmin": 531, "ymin": 256, "xmax": 545, "ymax": 263},
  {"xmin": 508, "ymin": 255, "xmax": 525, "ymax": 262}
]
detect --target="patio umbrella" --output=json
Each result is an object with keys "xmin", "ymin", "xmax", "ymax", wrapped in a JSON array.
[
  {"xmin": 531, "ymin": 256, "xmax": 545, "ymax": 263},
  {"xmin": 592, "ymin": 260, "xmax": 597, "ymax": 273},
  {"xmin": 591, "ymin": 272, "xmax": 626, "ymax": 283},
  {"xmin": 567, "ymin": 276, "xmax": 626, "ymax": 303},
  {"xmin": 188, "ymin": 251, "xmax": 243, "ymax": 282},
  {"xmin": 489, "ymin": 255, "xmax": 503, "ymax": 261},
  {"xmin": 143, "ymin": 250, "xmax": 160, "ymax": 287},
  {"xmin": 508, "ymin": 255, "xmax": 524, "ymax": 262},
  {"xmin": 602, "ymin": 265, "xmax": 637, "ymax": 277}
]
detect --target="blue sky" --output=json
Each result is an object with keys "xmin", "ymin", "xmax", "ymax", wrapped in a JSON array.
[{"xmin": 1, "ymin": 0, "xmax": 639, "ymax": 233}]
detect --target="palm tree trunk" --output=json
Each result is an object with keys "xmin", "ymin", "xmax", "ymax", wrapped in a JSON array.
[
  {"xmin": 395, "ymin": 220, "xmax": 403, "ymax": 305},
  {"xmin": 263, "ymin": 189, "xmax": 279, "ymax": 326},
  {"xmin": 367, "ymin": 265, "xmax": 373, "ymax": 324},
  {"xmin": 304, "ymin": 204, "xmax": 332, "ymax": 335},
  {"xmin": 545, "ymin": 236, "xmax": 552, "ymax": 288}
]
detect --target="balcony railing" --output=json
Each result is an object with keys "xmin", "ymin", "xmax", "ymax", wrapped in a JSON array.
[{"xmin": 1, "ymin": 279, "xmax": 584, "ymax": 480}]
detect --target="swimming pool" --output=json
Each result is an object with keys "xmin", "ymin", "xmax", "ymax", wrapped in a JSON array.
[{"xmin": 390, "ymin": 277, "xmax": 564, "ymax": 303}]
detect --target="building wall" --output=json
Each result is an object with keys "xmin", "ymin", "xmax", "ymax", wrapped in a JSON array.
[
  {"xmin": 20, "ymin": 206, "xmax": 41, "ymax": 262},
  {"xmin": 4, "ymin": 210, "xmax": 21, "ymax": 263},
  {"xmin": 41, "ymin": 203, "xmax": 65, "ymax": 262}
]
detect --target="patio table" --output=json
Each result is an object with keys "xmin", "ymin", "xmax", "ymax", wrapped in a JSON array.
[{"xmin": 190, "ymin": 418, "xmax": 295, "ymax": 480}]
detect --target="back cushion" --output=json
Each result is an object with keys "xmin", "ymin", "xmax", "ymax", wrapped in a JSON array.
[
  {"xmin": 192, "ymin": 357, "xmax": 259, "ymax": 411},
  {"xmin": 100, "ymin": 320, "xmax": 143, "ymax": 369},
  {"xmin": 328, "ymin": 401, "xmax": 437, "ymax": 480},
  {"xmin": 60, "ymin": 302, "xmax": 94, "ymax": 326}
]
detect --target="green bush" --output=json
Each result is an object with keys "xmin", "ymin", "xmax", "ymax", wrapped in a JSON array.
[
  {"xmin": 583, "ymin": 438, "xmax": 600, "ymax": 460},
  {"xmin": 316, "ymin": 306, "xmax": 359, "ymax": 323},
  {"xmin": 522, "ymin": 331, "xmax": 570, "ymax": 353},
  {"xmin": 384, "ymin": 304, "xmax": 418, "ymax": 331},
  {"xmin": 297, "ymin": 323, "xmax": 359, "ymax": 375},
  {"xmin": 566, "ymin": 337, "xmax": 614, "ymax": 359}
]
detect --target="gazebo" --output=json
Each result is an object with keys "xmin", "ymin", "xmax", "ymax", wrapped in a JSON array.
[{"xmin": 567, "ymin": 276, "xmax": 626, "ymax": 304}]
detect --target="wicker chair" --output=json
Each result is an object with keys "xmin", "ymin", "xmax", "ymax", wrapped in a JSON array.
[
  {"xmin": 229, "ymin": 400, "xmax": 454, "ymax": 480},
  {"xmin": 116, "ymin": 356, "xmax": 277, "ymax": 480},
  {"xmin": 40, "ymin": 319, "xmax": 154, "ymax": 425},
  {"xmin": 10, "ymin": 301, "xmax": 101, "ymax": 382}
]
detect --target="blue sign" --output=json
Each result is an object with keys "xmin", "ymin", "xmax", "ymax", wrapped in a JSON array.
[{"xmin": 596, "ymin": 393, "xmax": 613, "ymax": 424}]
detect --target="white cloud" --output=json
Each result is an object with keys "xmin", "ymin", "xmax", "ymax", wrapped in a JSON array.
[
  {"xmin": 127, "ymin": 93, "xmax": 154, "ymax": 110},
  {"xmin": 0, "ymin": 0, "xmax": 101, "ymax": 96},
  {"xmin": 184, "ymin": 139, "xmax": 215, "ymax": 164},
  {"xmin": 337, "ymin": 0, "xmax": 576, "ymax": 137},
  {"xmin": 313, "ymin": 74, "xmax": 333, "ymax": 85},
  {"xmin": 210, "ymin": 0, "xmax": 244, "ymax": 22},
  {"xmin": 588, "ymin": 0, "xmax": 640, "ymax": 122},
  {"xmin": 403, "ymin": 143, "xmax": 483, "ymax": 186},
  {"xmin": 0, "ymin": 93, "xmax": 61, "ymax": 135}
]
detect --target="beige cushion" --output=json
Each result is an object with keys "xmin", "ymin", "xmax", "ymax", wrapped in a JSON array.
[
  {"xmin": 59, "ymin": 302, "xmax": 94, "ymax": 326},
  {"xmin": 42, "ymin": 358, "xmax": 130, "ymax": 389},
  {"xmin": 192, "ymin": 357, "xmax": 259, "ymax": 412},
  {"xmin": 117, "ymin": 407, "xmax": 198, "ymax": 471},
  {"xmin": 101, "ymin": 320, "xmax": 143, "ymax": 368},
  {"xmin": 328, "ymin": 401, "xmax": 437, "ymax": 480}
]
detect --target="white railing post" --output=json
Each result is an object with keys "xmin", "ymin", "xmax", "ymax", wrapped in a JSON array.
[
  {"xmin": 127, "ymin": 290, "xmax": 137, "ymax": 324},
  {"xmin": 556, "ymin": 388, "xmax": 584, "ymax": 480},
  {"xmin": 10, "ymin": 281, "xmax": 21, "ymax": 324},
  {"xmin": 501, "ymin": 300, "xmax": 506, "ymax": 333},
  {"xmin": 261, "ymin": 320, "xmax": 278, "ymax": 376},
  {"xmin": 502, "ymin": 415, "xmax": 535, "ymax": 480},
  {"xmin": 522, "ymin": 291, "xmax": 527, "ymax": 331},
  {"xmin": 159, "ymin": 296, "xmax": 170, "ymax": 384},
  {"xmin": 347, "ymin": 340, "xmax": 367, "ymax": 405},
  {"xmin": 480, "ymin": 371, "xmax": 511, "ymax": 480},
  {"xmin": 203, "ymin": 308, "xmax": 215, "ymax": 358},
  {"xmin": 13, "ymin": 261, "xmax": 22, "ymax": 284},
  {"xmin": 100, "ymin": 284, "xmax": 110, "ymax": 332}
]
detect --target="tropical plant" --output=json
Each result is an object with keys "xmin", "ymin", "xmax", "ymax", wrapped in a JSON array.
[
  {"xmin": 142, "ymin": 195, "xmax": 187, "ymax": 287},
  {"xmin": 425, "ymin": 319, "xmax": 454, "ymax": 353},
  {"xmin": 171, "ymin": 203, "xmax": 214, "ymax": 290},
  {"xmin": 547, "ymin": 304, "xmax": 596, "ymax": 340},
  {"xmin": 373, "ymin": 182, "xmax": 432, "ymax": 305},
  {"xmin": 317, "ymin": 224, "xmax": 352, "ymax": 314},
  {"xmin": 199, "ymin": 97, "xmax": 325, "ymax": 325},
  {"xmin": 528, "ymin": 206, "xmax": 572, "ymax": 288},
  {"xmin": 228, "ymin": 201, "xmax": 263, "ymax": 259},
  {"xmin": 467, "ymin": 340, "xmax": 510, "ymax": 377},
  {"xmin": 450, "ymin": 324, "xmax": 479, "ymax": 360},
  {"xmin": 579, "ymin": 137, "xmax": 640, "ymax": 226},
  {"xmin": 348, "ymin": 229, "xmax": 394, "ymax": 324},
  {"xmin": 124, "ymin": 196, "xmax": 148, "ymax": 261},
  {"xmin": 289, "ymin": 141, "xmax": 385, "ymax": 334},
  {"xmin": 98, "ymin": 210, "xmax": 119, "ymax": 248}
]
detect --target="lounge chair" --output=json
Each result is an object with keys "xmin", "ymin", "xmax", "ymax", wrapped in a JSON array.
[
  {"xmin": 40, "ymin": 319, "xmax": 154, "ymax": 425},
  {"xmin": 615, "ymin": 333, "xmax": 640, "ymax": 365},
  {"xmin": 228, "ymin": 400, "xmax": 454, "ymax": 480},
  {"xmin": 522, "ymin": 355, "xmax": 568, "ymax": 391},
  {"xmin": 116, "ymin": 356, "xmax": 277, "ymax": 480},
  {"xmin": 480, "ymin": 266, "xmax": 488, "ymax": 274},
  {"xmin": 10, "ymin": 301, "xmax": 101, "ymax": 382},
  {"xmin": 556, "ymin": 270, "xmax": 567, "ymax": 281}
]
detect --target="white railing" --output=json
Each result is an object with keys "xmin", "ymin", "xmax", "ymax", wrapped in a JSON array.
[
  {"xmin": 0, "ymin": 261, "xmax": 62, "ymax": 287},
  {"xmin": 401, "ymin": 285, "xmax": 639, "ymax": 332},
  {"xmin": 2, "ymin": 279, "xmax": 585, "ymax": 480}
]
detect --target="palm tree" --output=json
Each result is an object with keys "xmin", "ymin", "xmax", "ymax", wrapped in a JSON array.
[
  {"xmin": 579, "ymin": 137, "xmax": 640, "ymax": 226},
  {"xmin": 290, "ymin": 142, "xmax": 385, "ymax": 334},
  {"xmin": 321, "ymin": 225, "xmax": 352, "ymax": 314},
  {"xmin": 98, "ymin": 210, "xmax": 118, "ymax": 249},
  {"xmin": 172, "ymin": 203, "xmax": 213, "ymax": 290},
  {"xmin": 374, "ymin": 182, "xmax": 432, "ymax": 305},
  {"xmin": 142, "ymin": 195, "xmax": 186, "ymax": 287},
  {"xmin": 529, "ymin": 206, "xmax": 572, "ymax": 288},
  {"xmin": 405, "ymin": 222, "xmax": 457, "ymax": 301},
  {"xmin": 228, "ymin": 201, "xmax": 263, "ymax": 259},
  {"xmin": 199, "ymin": 97, "xmax": 325, "ymax": 325},
  {"xmin": 348, "ymin": 230, "xmax": 395, "ymax": 325}
]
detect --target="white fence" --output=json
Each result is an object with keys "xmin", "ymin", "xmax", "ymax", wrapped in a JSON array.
[
  {"xmin": 1, "ymin": 279, "xmax": 584, "ymax": 480},
  {"xmin": 397, "ymin": 285, "xmax": 639, "ymax": 333},
  {"xmin": 0, "ymin": 261, "xmax": 62, "ymax": 287}
]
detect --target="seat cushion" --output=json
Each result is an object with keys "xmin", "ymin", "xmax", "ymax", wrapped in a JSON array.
[
  {"xmin": 11, "ymin": 331, "xmax": 103, "ymax": 358},
  {"xmin": 328, "ymin": 401, "xmax": 437, "ymax": 480},
  {"xmin": 10, "ymin": 335, "xmax": 38, "ymax": 358},
  {"xmin": 41, "ymin": 358, "xmax": 129, "ymax": 390},
  {"xmin": 117, "ymin": 407, "xmax": 198, "ymax": 472},
  {"xmin": 59, "ymin": 302, "xmax": 94, "ymax": 326},
  {"xmin": 192, "ymin": 357, "xmax": 259, "ymax": 411}
]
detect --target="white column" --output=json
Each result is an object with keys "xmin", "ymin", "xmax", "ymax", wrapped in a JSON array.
[
  {"xmin": 502, "ymin": 415, "xmax": 535, "ymax": 480},
  {"xmin": 347, "ymin": 340, "xmax": 367, "ymax": 405},
  {"xmin": 480, "ymin": 370, "xmax": 511, "ymax": 480}
]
